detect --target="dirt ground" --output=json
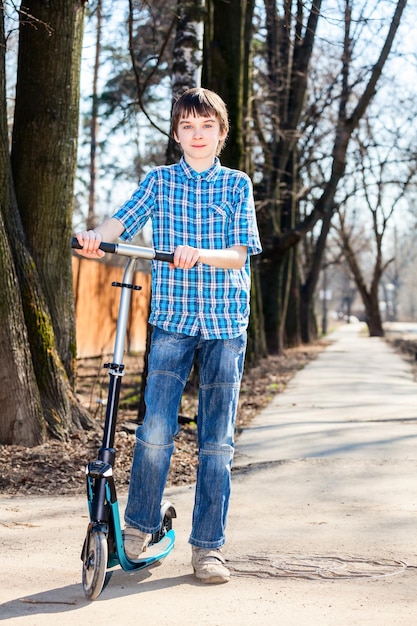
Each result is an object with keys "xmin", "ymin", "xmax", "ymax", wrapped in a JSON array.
[{"xmin": 0, "ymin": 344, "xmax": 325, "ymax": 497}]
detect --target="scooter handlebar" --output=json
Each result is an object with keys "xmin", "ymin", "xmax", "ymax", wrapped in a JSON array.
[
  {"xmin": 71, "ymin": 237, "xmax": 174, "ymax": 263},
  {"xmin": 153, "ymin": 250, "xmax": 175, "ymax": 263}
]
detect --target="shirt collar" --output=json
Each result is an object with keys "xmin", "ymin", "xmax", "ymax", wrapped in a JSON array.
[{"xmin": 178, "ymin": 156, "xmax": 221, "ymax": 182}]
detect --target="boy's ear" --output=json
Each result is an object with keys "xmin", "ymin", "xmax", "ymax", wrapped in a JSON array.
[{"xmin": 173, "ymin": 131, "xmax": 179, "ymax": 143}]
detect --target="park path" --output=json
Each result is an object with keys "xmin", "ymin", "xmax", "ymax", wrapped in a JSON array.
[{"xmin": 1, "ymin": 322, "xmax": 416, "ymax": 625}]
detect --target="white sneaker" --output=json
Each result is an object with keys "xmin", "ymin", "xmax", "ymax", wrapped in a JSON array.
[
  {"xmin": 123, "ymin": 526, "xmax": 152, "ymax": 561},
  {"xmin": 191, "ymin": 546, "xmax": 230, "ymax": 584}
]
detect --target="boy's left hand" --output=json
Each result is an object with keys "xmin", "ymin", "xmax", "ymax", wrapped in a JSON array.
[{"xmin": 171, "ymin": 245, "xmax": 200, "ymax": 270}]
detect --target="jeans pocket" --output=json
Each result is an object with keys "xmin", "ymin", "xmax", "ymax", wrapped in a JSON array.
[{"xmin": 224, "ymin": 331, "xmax": 247, "ymax": 355}]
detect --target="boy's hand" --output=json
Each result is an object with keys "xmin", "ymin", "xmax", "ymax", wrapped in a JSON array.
[
  {"xmin": 171, "ymin": 245, "xmax": 200, "ymax": 270},
  {"xmin": 74, "ymin": 231, "xmax": 105, "ymax": 258}
]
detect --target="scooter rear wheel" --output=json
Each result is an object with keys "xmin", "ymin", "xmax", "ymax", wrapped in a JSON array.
[{"xmin": 82, "ymin": 530, "xmax": 108, "ymax": 600}]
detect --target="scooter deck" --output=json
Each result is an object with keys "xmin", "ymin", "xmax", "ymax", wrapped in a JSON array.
[{"xmin": 109, "ymin": 529, "xmax": 175, "ymax": 571}]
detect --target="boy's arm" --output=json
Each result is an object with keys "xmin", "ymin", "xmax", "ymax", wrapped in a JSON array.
[
  {"xmin": 172, "ymin": 245, "xmax": 247, "ymax": 270},
  {"xmin": 74, "ymin": 218, "xmax": 124, "ymax": 258}
]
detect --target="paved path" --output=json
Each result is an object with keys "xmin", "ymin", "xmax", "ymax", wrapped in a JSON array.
[{"xmin": 1, "ymin": 322, "xmax": 417, "ymax": 625}]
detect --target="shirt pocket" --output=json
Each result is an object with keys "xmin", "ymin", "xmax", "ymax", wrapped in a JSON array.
[{"xmin": 204, "ymin": 203, "xmax": 233, "ymax": 247}]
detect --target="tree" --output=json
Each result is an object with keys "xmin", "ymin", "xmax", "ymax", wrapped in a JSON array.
[
  {"xmin": 252, "ymin": 0, "xmax": 408, "ymax": 352},
  {"xmin": 252, "ymin": 0, "xmax": 322, "ymax": 353},
  {"xmin": 298, "ymin": 0, "xmax": 409, "ymax": 344},
  {"xmin": 0, "ymin": 9, "xmax": 44, "ymax": 444},
  {"xmin": 0, "ymin": 1, "xmax": 91, "ymax": 444},
  {"xmin": 86, "ymin": 0, "xmax": 103, "ymax": 230},
  {"xmin": 336, "ymin": 108, "xmax": 417, "ymax": 336}
]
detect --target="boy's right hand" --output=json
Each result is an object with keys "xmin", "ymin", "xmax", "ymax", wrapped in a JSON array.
[{"xmin": 74, "ymin": 231, "xmax": 105, "ymax": 258}]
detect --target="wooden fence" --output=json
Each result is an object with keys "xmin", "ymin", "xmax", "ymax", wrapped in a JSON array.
[{"xmin": 72, "ymin": 256, "xmax": 151, "ymax": 358}]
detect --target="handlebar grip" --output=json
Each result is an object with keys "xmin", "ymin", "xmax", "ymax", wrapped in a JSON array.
[
  {"xmin": 98, "ymin": 242, "xmax": 117, "ymax": 253},
  {"xmin": 71, "ymin": 237, "xmax": 116, "ymax": 253},
  {"xmin": 71, "ymin": 237, "xmax": 82, "ymax": 249},
  {"xmin": 71, "ymin": 237, "xmax": 173, "ymax": 262},
  {"xmin": 154, "ymin": 250, "xmax": 175, "ymax": 263}
]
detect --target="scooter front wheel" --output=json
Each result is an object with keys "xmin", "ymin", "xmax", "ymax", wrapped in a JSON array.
[{"xmin": 82, "ymin": 530, "xmax": 108, "ymax": 600}]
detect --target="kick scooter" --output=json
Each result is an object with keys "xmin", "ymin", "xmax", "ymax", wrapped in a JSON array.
[{"xmin": 71, "ymin": 237, "xmax": 177, "ymax": 600}]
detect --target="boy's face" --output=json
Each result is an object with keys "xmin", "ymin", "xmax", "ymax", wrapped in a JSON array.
[{"xmin": 174, "ymin": 113, "xmax": 227, "ymax": 172}]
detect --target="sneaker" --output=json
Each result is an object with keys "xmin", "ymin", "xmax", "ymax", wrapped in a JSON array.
[
  {"xmin": 191, "ymin": 546, "xmax": 230, "ymax": 584},
  {"xmin": 123, "ymin": 526, "xmax": 152, "ymax": 561}
]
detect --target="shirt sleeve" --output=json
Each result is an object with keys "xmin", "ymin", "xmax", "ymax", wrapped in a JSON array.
[
  {"xmin": 112, "ymin": 172, "xmax": 156, "ymax": 241},
  {"xmin": 228, "ymin": 174, "xmax": 262, "ymax": 256}
]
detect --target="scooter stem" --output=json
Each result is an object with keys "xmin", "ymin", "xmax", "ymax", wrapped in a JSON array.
[{"xmin": 113, "ymin": 258, "xmax": 137, "ymax": 364}]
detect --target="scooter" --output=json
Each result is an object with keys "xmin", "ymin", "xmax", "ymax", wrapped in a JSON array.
[{"xmin": 71, "ymin": 237, "xmax": 177, "ymax": 600}]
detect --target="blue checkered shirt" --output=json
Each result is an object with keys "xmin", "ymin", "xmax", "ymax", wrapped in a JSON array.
[{"xmin": 113, "ymin": 157, "xmax": 262, "ymax": 339}]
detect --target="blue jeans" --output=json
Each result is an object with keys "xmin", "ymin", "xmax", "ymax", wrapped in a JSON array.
[{"xmin": 124, "ymin": 326, "xmax": 247, "ymax": 548}]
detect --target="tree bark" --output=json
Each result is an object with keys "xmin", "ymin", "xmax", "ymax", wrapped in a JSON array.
[
  {"xmin": 0, "ymin": 1, "xmax": 92, "ymax": 443},
  {"xmin": 0, "ymin": 217, "xmax": 46, "ymax": 445},
  {"xmin": 0, "ymin": 8, "xmax": 43, "ymax": 444},
  {"xmin": 87, "ymin": 0, "xmax": 102, "ymax": 230},
  {"xmin": 11, "ymin": 0, "xmax": 85, "ymax": 383},
  {"xmin": 0, "ymin": 9, "xmax": 45, "ymax": 444}
]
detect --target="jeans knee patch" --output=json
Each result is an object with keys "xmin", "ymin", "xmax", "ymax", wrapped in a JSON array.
[
  {"xmin": 199, "ymin": 443, "xmax": 234, "ymax": 457},
  {"xmin": 135, "ymin": 434, "xmax": 174, "ymax": 452}
]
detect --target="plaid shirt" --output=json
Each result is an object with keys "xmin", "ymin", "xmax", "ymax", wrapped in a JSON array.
[{"xmin": 113, "ymin": 157, "xmax": 262, "ymax": 339}]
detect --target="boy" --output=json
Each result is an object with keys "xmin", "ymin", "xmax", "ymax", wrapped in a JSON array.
[{"xmin": 75, "ymin": 87, "xmax": 262, "ymax": 583}]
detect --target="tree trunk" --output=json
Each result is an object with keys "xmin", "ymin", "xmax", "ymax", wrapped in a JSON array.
[
  {"xmin": 11, "ymin": 0, "xmax": 85, "ymax": 383},
  {"xmin": 87, "ymin": 0, "xmax": 102, "ymax": 230},
  {"xmin": 261, "ymin": 256, "xmax": 286, "ymax": 354},
  {"xmin": 0, "ymin": 1, "xmax": 92, "ymax": 444},
  {"xmin": 0, "ymin": 9, "xmax": 46, "ymax": 444},
  {"xmin": 299, "ymin": 283, "xmax": 318, "ymax": 344},
  {"xmin": 340, "ymin": 220, "xmax": 385, "ymax": 339},
  {"xmin": 246, "ymin": 258, "xmax": 267, "ymax": 365},
  {"xmin": 284, "ymin": 246, "xmax": 302, "ymax": 348},
  {"xmin": 0, "ymin": 217, "xmax": 46, "ymax": 445},
  {"xmin": 203, "ymin": 0, "xmax": 254, "ymax": 170},
  {"xmin": 299, "ymin": 207, "xmax": 334, "ymax": 343},
  {"xmin": 365, "ymin": 295, "xmax": 385, "ymax": 337},
  {"xmin": 0, "ymin": 182, "xmax": 91, "ymax": 440}
]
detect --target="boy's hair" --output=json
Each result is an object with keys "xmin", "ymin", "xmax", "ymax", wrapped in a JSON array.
[{"xmin": 171, "ymin": 87, "xmax": 229, "ymax": 155}]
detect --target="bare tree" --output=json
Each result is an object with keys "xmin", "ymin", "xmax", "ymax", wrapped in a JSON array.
[
  {"xmin": 336, "ymin": 112, "xmax": 417, "ymax": 335},
  {"xmin": 252, "ymin": 0, "xmax": 323, "ymax": 353},
  {"xmin": 253, "ymin": 0, "xmax": 408, "ymax": 351}
]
